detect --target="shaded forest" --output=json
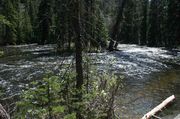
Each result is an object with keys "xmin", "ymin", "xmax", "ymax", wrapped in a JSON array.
[{"xmin": 0, "ymin": 0, "xmax": 179, "ymax": 49}]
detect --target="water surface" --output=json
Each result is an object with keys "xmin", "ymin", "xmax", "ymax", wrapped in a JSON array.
[{"xmin": 0, "ymin": 44, "xmax": 179, "ymax": 118}]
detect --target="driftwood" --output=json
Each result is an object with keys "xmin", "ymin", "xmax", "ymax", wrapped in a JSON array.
[
  {"xmin": 142, "ymin": 95, "xmax": 175, "ymax": 119},
  {"xmin": 0, "ymin": 104, "xmax": 10, "ymax": 119}
]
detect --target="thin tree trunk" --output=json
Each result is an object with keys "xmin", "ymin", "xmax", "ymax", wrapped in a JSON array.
[
  {"xmin": 140, "ymin": 0, "xmax": 148, "ymax": 45},
  {"xmin": 73, "ymin": 0, "xmax": 83, "ymax": 118},
  {"xmin": 47, "ymin": 82, "xmax": 52, "ymax": 119},
  {"xmin": 73, "ymin": 0, "xmax": 83, "ymax": 91}
]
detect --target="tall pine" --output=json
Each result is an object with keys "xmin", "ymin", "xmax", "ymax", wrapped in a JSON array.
[
  {"xmin": 3, "ymin": 0, "xmax": 18, "ymax": 45},
  {"xmin": 37, "ymin": 0, "xmax": 52, "ymax": 44}
]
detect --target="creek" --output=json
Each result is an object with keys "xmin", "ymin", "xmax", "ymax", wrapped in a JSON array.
[{"xmin": 0, "ymin": 44, "xmax": 179, "ymax": 118}]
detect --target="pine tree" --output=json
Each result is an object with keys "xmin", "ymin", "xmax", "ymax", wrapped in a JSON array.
[
  {"xmin": 3, "ymin": 0, "xmax": 18, "ymax": 45},
  {"xmin": 55, "ymin": 0, "xmax": 73, "ymax": 51},
  {"xmin": 16, "ymin": 0, "xmax": 33, "ymax": 44},
  {"xmin": 28, "ymin": 0, "xmax": 39, "ymax": 43},
  {"xmin": 121, "ymin": 0, "xmax": 135, "ymax": 44},
  {"xmin": 148, "ymin": 0, "xmax": 159, "ymax": 47},
  {"xmin": 167, "ymin": 0, "xmax": 180, "ymax": 48},
  {"xmin": 72, "ymin": 0, "xmax": 83, "ymax": 118},
  {"xmin": 83, "ymin": 0, "xmax": 97, "ymax": 51},
  {"xmin": 37, "ymin": 0, "xmax": 52, "ymax": 45},
  {"xmin": 95, "ymin": 11, "xmax": 108, "ymax": 49}
]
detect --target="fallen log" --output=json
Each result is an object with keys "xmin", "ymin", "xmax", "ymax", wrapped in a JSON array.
[
  {"xmin": 142, "ymin": 95, "xmax": 175, "ymax": 119},
  {"xmin": 0, "ymin": 104, "xmax": 10, "ymax": 119}
]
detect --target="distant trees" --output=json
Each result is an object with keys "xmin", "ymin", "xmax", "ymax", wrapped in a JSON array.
[
  {"xmin": 167, "ymin": 0, "xmax": 180, "ymax": 48},
  {"xmin": 37, "ymin": 0, "xmax": 52, "ymax": 45},
  {"xmin": 2, "ymin": 0, "xmax": 18, "ymax": 45},
  {"xmin": 83, "ymin": 0, "xmax": 108, "ymax": 51},
  {"xmin": 55, "ymin": 0, "xmax": 108, "ymax": 52},
  {"xmin": 0, "ymin": 0, "xmax": 36, "ymax": 45},
  {"xmin": 55, "ymin": 0, "xmax": 70, "ymax": 50},
  {"xmin": 147, "ymin": 0, "xmax": 179, "ymax": 48},
  {"xmin": 148, "ymin": 0, "xmax": 159, "ymax": 47},
  {"xmin": 108, "ymin": 0, "xmax": 127, "ymax": 51},
  {"xmin": 0, "ymin": 0, "xmax": 179, "ymax": 48},
  {"xmin": 140, "ymin": 0, "xmax": 148, "ymax": 45},
  {"xmin": 121, "ymin": 0, "xmax": 140, "ymax": 44},
  {"xmin": 108, "ymin": 0, "xmax": 179, "ymax": 50},
  {"xmin": 17, "ymin": 0, "xmax": 33, "ymax": 44}
]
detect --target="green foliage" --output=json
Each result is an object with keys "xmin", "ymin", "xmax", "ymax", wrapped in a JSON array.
[
  {"xmin": 95, "ymin": 11, "xmax": 109, "ymax": 49},
  {"xmin": 16, "ymin": 73, "xmax": 64, "ymax": 118},
  {"xmin": 82, "ymin": 69, "xmax": 123, "ymax": 119},
  {"xmin": 0, "ymin": 0, "xmax": 179, "ymax": 48},
  {"xmin": 37, "ymin": 0, "xmax": 52, "ymax": 45},
  {"xmin": 3, "ymin": 0, "xmax": 18, "ymax": 45},
  {"xmin": 16, "ymin": 4, "xmax": 33, "ymax": 44},
  {"xmin": 0, "ymin": 15, "xmax": 11, "ymax": 26},
  {"xmin": 80, "ymin": 56, "xmax": 124, "ymax": 118},
  {"xmin": 15, "ymin": 64, "xmax": 124, "ymax": 119},
  {"xmin": 64, "ymin": 113, "xmax": 76, "ymax": 119}
]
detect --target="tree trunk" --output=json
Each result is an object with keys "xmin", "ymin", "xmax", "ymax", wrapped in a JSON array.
[
  {"xmin": 73, "ymin": 0, "xmax": 83, "ymax": 91},
  {"xmin": 140, "ymin": 0, "xmax": 148, "ymax": 45},
  {"xmin": 73, "ymin": 0, "xmax": 83, "ymax": 118},
  {"xmin": 108, "ymin": 0, "xmax": 127, "ymax": 51}
]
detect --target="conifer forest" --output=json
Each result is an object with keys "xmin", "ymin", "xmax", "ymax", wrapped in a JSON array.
[{"xmin": 0, "ymin": 0, "xmax": 179, "ymax": 119}]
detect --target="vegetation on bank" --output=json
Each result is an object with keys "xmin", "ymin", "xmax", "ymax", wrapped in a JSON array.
[{"xmin": 14, "ymin": 65, "xmax": 123, "ymax": 119}]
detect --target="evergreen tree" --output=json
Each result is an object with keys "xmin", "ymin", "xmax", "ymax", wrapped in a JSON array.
[
  {"xmin": 148, "ymin": 0, "xmax": 159, "ymax": 47},
  {"xmin": 83, "ymin": 0, "xmax": 108, "ymax": 51},
  {"xmin": 16, "ymin": 0, "xmax": 33, "ymax": 44},
  {"xmin": 0, "ymin": 0, "xmax": 178, "ymax": 48},
  {"xmin": 167, "ymin": 0, "xmax": 180, "ymax": 48},
  {"xmin": 27, "ymin": 0, "xmax": 39, "ymax": 43},
  {"xmin": 72, "ymin": 0, "xmax": 84, "ymax": 118},
  {"xmin": 56, "ymin": 0, "xmax": 72, "ymax": 50},
  {"xmin": 95, "ymin": 11, "xmax": 109, "ymax": 49},
  {"xmin": 37, "ymin": 0, "xmax": 52, "ymax": 45},
  {"xmin": 3, "ymin": 0, "xmax": 18, "ymax": 45},
  {"xmin": 121, "ymin": 0, "xmax": 135, "ymax": 44}
]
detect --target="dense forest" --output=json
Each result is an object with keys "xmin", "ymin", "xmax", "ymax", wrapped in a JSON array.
[
  {"xmin": 0, "ymin": 0, "xmax": 180, "ymax": 119},
  {"xmin": 0, "ymin": 0, "xmax": 179, "ymax": 49}
]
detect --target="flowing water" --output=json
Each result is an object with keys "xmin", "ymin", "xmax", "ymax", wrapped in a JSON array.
[{"xmin": 0, "ymin": 44, "xmax": 179, "ymax": 118}]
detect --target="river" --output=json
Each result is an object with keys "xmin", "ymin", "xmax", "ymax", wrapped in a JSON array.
[{"xmin": 0, "ymin": 44, "xmax": 179, "ymax": 118}]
